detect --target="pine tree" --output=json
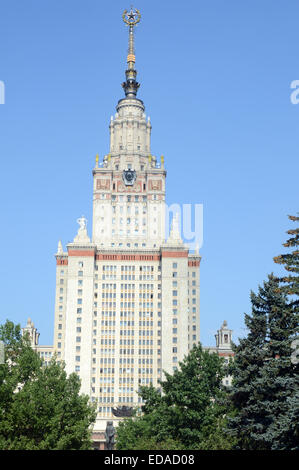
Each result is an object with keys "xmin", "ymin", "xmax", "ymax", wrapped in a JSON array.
[
  {"xmin": 270, "ymin": 214, "xmax": 299, "ymax": 449},
  {"xmin": 228, "ymin": 270, "xmax": 298, "ymax": 449},
  {"xmin": 273, "ymin": 214, "xmax": 299, "ymax": 300},
  {"xmin": 227, "ymin": 276, "xmax": 272, "ymax": 449},
  {"xmin": 257, "ymin": 275, "xmax": 298, "ymax": 449}
]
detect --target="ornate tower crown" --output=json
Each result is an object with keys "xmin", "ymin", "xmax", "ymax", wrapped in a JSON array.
[
  {"xmin": 122, "ymin": 7, "xmax": 141, "ymax": 98},
  {"xmin": 122, "ymin": 7, "xmax": 141, "ymax": 26}
]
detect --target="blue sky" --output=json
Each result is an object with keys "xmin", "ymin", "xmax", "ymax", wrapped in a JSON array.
[{"xmin": 0, "ymin": 0, "xmax": 298, "ymax": 348}]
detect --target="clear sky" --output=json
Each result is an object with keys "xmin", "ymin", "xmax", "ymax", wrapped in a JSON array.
[{"xmin": 0, "ymin": 0, "xmax": 298, "ymax": 348}]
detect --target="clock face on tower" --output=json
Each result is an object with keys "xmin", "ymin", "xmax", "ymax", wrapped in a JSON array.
[{"xmin": 122, "ymin": 169, "xmax": 137, "ymax": 186}]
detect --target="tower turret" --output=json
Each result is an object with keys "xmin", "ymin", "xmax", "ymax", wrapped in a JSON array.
[
  {"xmin": 22, "ymin": 318, "xmax": 40, "ymax": 348},
  {"xmin": 215, "ymin": 320, "xmax": 233, "ymax": 351},
  {"xmin": 92, "ymin": 7, "xmax": 166, "ymax": 248}
]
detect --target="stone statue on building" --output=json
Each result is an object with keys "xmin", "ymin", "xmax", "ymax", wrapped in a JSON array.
[
  {"xmin": 77, "ymin": 216, "xmax": 87, "ymax": 231},
  {"xmin": 73, "ymin": 215, "xmax": 90, "ymax": 243},
  {"xmin": 105, "ymin": 421, "xmax": 115, "ymax": 450}
]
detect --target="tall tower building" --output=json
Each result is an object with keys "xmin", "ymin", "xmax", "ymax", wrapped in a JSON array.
[{"xmin": 53, "ymin": 8, "xmax": 201, "ymax": 434}]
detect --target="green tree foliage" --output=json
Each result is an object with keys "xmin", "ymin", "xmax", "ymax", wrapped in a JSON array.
[
  {"xmin": 116, "ymin": 344, "xmax": 235, "ymax": 450},
  {"xmin": 228, "ymin": 273, "xmax": 298, "ymax": 449},
  {"xmin": 271, "ymin": 214, "xmax": 299, "ymax": 449},
  {"xmin": 0, "ymin": 320, "xmax": 96, "ymax": 450},
  {"xmin": 228, "ymin": 216, "xmax": 299, "ymax": 450},
  {"xmin": 273, "ymin": 214, "xmax": 299, "ymax": 300}
]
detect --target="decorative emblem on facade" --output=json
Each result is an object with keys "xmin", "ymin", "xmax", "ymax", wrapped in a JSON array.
[
  {"xmin": 149, "ymin": 179, "xmax": 162, "ymax": 191},
  {"xmin": 111, "ymin": 406, "xmax": 134, "ymax": 417},
  {"xmin": 96, "ymin": 179, "xmax": 110, "ymax": 190},
  {"xmin": 122, "ymin": 168, "xmax": 137, "ymax": 186}
]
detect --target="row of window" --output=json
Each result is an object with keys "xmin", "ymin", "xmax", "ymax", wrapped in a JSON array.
[
  {"xmin": 62, "ymin": 264, "xmax": 196, "ymax": 274},
  {"xmin": 110, "ymin": 205, "xmax": 148, "ymax": 215},
  {"xmin": 111, "ymin": 195, "xmax": 147, "ymax": 202},
  {"xmin": 111, "ymin": 217, "xmax": 149, "ymax": 225}
]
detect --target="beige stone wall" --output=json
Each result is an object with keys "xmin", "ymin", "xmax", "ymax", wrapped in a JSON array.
[
  {"xmin": 53, "ymin": 258, "xmax": 68, "ymax": 362},
  {"xmin": 161, "ymin": 250, "xmax": 189, "ymax": 378},
  {"xmin": 64, "ymin": 250, "xmax": 95, "ymax": 396},
  {"xmin": 187, "ymin": 257, "xmax": 201, "ymax": 350}
]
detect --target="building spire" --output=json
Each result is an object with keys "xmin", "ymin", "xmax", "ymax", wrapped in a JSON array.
[{"xmin": 122, "ymin": 7, "xmax": 141, "ymax": 98}]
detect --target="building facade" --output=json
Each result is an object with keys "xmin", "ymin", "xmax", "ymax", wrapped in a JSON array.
[
  {"xmin": 22, "ymin": 316, "xmax": 233, "ymax": 450},
  {"xmin": 51, "ymin": 9, "xmax": 201, "ymax": 433},
  {"xmin": 21, "ymin": 10, "xmax": 233, "ymax": 447}
]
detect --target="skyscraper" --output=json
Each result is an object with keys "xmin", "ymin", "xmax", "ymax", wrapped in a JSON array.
[{"xmin": 52, "ymin": 8, "xmax": 201, "ymax": 435}]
